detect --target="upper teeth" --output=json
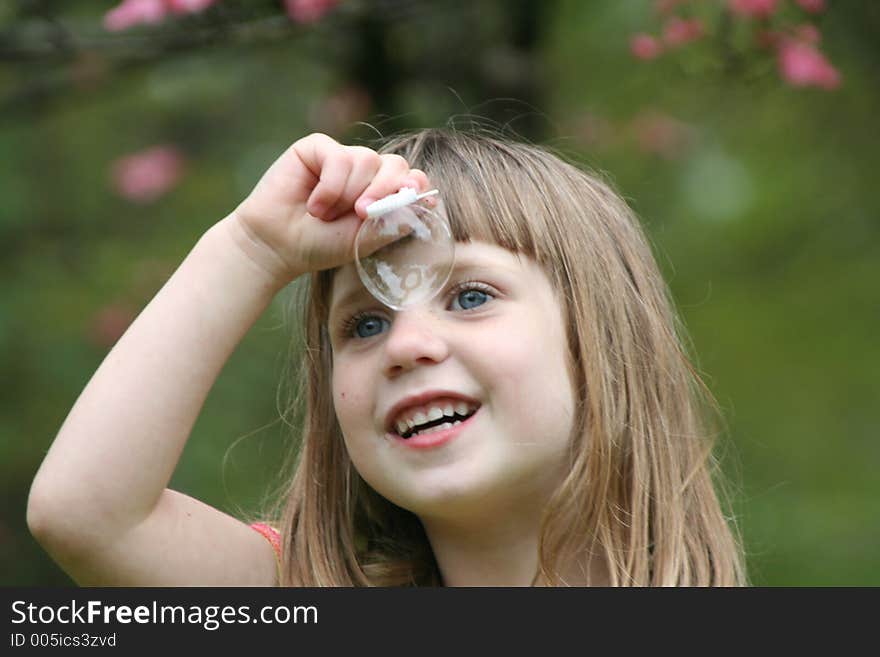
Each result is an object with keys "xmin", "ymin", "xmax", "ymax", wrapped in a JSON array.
[{"xmin": 394, "ymin": 399, "xmax": 477, "ymax": 435}]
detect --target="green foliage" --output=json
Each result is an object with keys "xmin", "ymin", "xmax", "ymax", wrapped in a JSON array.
[{"xmin": 2, "ymin": 0, "xmax": 877, "ymax": 585}]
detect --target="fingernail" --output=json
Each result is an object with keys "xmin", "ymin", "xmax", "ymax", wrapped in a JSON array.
[{"xmin": 356, "ymin": 197, "xmax": 376, "ymax": 216}]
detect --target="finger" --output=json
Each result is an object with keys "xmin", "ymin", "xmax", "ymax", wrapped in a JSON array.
[
  {"xmin": 291, "ymin": 133, "xmax": 337, "ymax": 176},
  {"xmin": 354, "ymin": 153, "xmax": 416, "ymax": 218},
  {"xmin": 404, "ymin": 168, "xmax": 438, "ymax": 208},
  {"xmin": 327, "ymin": 146, "xmax": 382, "ymax": 221},
  {"xmin": 307, "ymin": 153, "xmax": 353, "ymax": 220},
  {"xmin": 406, "ymin": 168, "xmax": 429, "ymax": 192}
]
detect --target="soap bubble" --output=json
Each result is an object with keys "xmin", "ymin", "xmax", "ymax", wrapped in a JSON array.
[{"xmin": 354, "ymin": 199, "xmax": 455, "ymax": 310}]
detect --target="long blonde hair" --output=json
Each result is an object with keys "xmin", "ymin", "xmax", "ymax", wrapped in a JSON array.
[{"xmin": 269, "ymin": 127, "xmax": 746, "ymax": 586}]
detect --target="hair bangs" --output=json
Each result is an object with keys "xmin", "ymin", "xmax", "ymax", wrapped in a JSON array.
[{"xmin": 378, "ymin": 129, "xmax": 563, "ymax": 265}]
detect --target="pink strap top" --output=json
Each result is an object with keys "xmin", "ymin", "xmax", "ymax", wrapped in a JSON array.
[{"xmin": 250, "ymin": 522, "xmax": 282, "ymax": 579}]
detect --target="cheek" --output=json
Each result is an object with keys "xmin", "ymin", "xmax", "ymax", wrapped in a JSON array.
[
  {"xmin": 331, "ymin": 370, "xmax": 386, "ymax": 495},
  {"xmin": 331, "ymin": 359, "xmax": 372, "ymax": 434},
  {"xmin": 490, "ymin": 311, "xmax": 569, "ymax": 386},
  {"xmin": 489, "ymin": 314, "xmax": 575, "ymax": 436},
  {"xmin": 504, "ymin": 350, "xmax": 574, "ymax": 429}
]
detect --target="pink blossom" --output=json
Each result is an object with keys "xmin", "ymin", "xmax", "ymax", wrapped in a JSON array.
[
  {"xmin": 283, "ymin": 0, "xmax": 340, "ymax": 24},
  {"xmin": 166, "ymin": 0, "xmax": 218, "ymax": 14},
  {"xmin": 111, "ymin": 145, "xmax": 186, "ymax": 203},
  {"xmin": 728, "ymin": 0, "xmax": 779, "ymax": 18},
  {"xmin": 630, "ymin": 34, "xmax": 663, "ymax": 60},
  {"xmin": 778, "ymin": 39, "xmax": 841, "ymax": 89},
  {"xmin": 795, "ymin": 0, "xmax": 825, "ymax": 13},
  {"xmin": 103, "ymin": 0, "xmax": 167, "ymax": 32},
  {"xmin": 663, "ymin": 17, "xmax": 705, "ymax": 46},
  {"xmin": 103, "ymin": 0, "xmax": 217, "ymax": 31}
]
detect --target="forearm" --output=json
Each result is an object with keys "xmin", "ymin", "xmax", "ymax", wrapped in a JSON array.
[{"xmin": 29, "ymin": 215, "xmax": 286, "ymax": 537}]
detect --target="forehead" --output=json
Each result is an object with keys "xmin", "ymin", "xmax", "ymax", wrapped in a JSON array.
[{"xmin": 329, "ymin": 241, "xmax": 529, "ymax": 317}]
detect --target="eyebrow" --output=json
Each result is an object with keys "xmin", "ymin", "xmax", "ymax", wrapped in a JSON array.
[{"xmin": 329, "ymin": 258, "xmax": 515, "ymax": 321}]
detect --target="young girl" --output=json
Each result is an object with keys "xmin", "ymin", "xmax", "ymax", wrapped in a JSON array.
[{"xmin": 27, "ymin": 128, "xmax": 746, "ymax": 586}]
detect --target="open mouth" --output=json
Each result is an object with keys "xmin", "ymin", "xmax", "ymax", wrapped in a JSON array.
[{"xmin": 396, "ymin": 405, "xmax": 480, "ymax": 440}]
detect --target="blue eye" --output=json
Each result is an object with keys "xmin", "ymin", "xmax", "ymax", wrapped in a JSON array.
[
  {"xmin": 353, "ymin": 315, "xmax": 389, "ymax": 339},
  {"xmin": 452, "ymin": 288, "xmax": 489, "ymax": 311},
  {"xmin": 338, "ymin": 281, "xmax": 496, "ymax": 341}
]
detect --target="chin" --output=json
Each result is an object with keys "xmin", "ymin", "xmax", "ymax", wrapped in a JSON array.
[{"xmin": 384, "ymin": 470, "xmax": 509, "ymax": 521}]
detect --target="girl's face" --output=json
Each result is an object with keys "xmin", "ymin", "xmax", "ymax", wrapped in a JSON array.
[{"xmin": 328, "ymin": 241, "xmax": 576, "ymax": 522}]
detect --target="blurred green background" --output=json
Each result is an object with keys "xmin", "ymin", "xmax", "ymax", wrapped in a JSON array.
[{"xmin": 2, "ymin": 0, "xmax": 877, "ymax": 586}]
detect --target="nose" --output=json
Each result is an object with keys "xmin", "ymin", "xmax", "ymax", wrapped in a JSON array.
[{"xmin": 381, "ymin": 306, "xmax": 449, "ymax": 377}]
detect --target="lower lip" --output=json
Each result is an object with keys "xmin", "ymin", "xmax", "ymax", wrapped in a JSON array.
[{"xmin": 388, "ymin": 408, "xmax": 479, "ymax": 449}]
